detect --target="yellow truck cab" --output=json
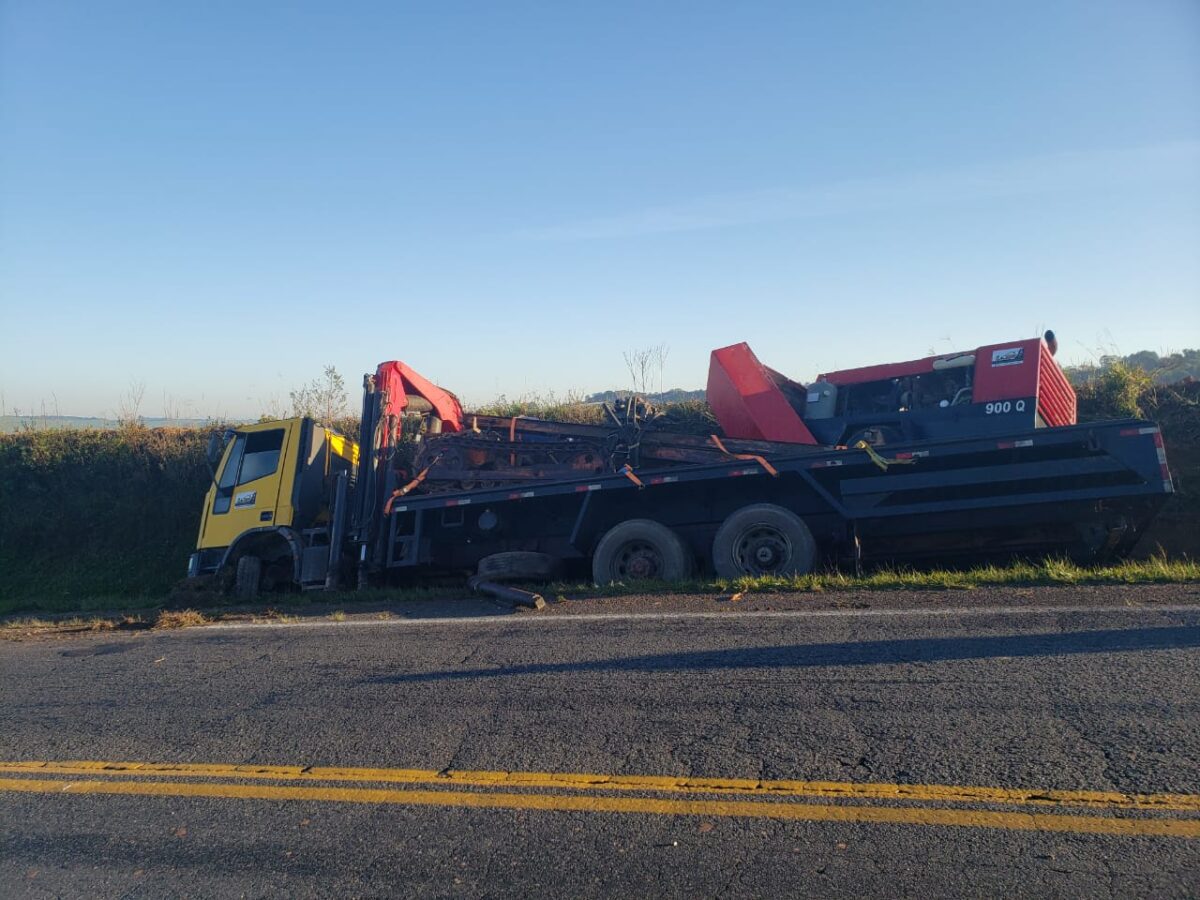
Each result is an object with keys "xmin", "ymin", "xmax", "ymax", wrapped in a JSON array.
[{"xmin": 189, "ymin": 417, "xmax": 358, "ymax": 596}]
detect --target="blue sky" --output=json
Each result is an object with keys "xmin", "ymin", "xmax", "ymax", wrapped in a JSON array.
[{"xmin": 1, "ymin": 1, "xmax": 1198, "ymax": 419}]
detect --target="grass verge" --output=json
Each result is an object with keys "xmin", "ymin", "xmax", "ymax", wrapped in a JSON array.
[
  {"xmin": 1, "ymin": 557, "xmax": 1195, "ymax": 637},
  {"xmin": 0, "ymin": 614, "xmax": 145, "ymax": 640},
  {"xmin": 545, "ymin": 556, "xmax": 1200, "ymax": 600}
]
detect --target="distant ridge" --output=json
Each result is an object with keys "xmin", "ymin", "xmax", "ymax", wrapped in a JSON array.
[{"xmin": 583, "ymin": 388, "xmax": 706, "ymax": 404}]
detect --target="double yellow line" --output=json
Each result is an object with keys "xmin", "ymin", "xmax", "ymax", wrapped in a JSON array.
[{"xmin": 2, "ymin": 760, "xmax": 1197, "ymax": 838}]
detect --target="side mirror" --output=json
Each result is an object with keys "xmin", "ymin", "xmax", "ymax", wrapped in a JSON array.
[
  {"xmin": 205, "ymin": 433, "xmax": 225, "ymax": 468},
  {"xmin": 205, "ymin": 431, "xmax": 233, "ymax": 484}
]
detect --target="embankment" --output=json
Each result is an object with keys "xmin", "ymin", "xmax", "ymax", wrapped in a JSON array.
[{"xmin": 2, "ymin": 385, "xmax": 1196, "ymax": 615}]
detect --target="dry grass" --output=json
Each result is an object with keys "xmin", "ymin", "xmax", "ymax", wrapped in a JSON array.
[
  {"xmin": 155, "ymin": 609, "xmax": 210, "ymax": 629},
  {"xmin": 253, "ymin": 607, "xmax": 299, "ymax": 624},
  {"xmin": 0, "ymin": 615, "xmax": 120, "ymax": 639},
  {"xmin": 328, "ymin": 610, "xmax": 347, "ymax": 621},
  {"xmin": 470, "ymin": 392, "xmax": 603, "ymax": 424}
]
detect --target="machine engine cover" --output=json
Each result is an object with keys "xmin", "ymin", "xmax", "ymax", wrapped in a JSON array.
[{"xmin": 706, "ymin": 343, "xmax": 818, "ymax": 444}]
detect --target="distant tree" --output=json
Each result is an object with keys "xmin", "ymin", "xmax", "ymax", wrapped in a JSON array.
[
  {"xmin": 290, "ymin": 365, "xmax": 349, "ymax": 424},
  {"xmin": 116, "ymin": 379, "xmax": 146, "ymax": 429},
  {"xmin": 1065, "ymin": 348, "xmax": 1199, "ymax": 388},
  {"xmin": 623, "ymin": 343, "xmax": 670, "ymax": 395},
  {"xmin": 1125, "ymin": 350, "xmax": 1161, "ymax": 372}
]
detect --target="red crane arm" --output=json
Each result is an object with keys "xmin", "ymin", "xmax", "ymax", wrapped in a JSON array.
[{"xmin": 374, "ymin": 360, "xmax": 463, "ymax": 433}]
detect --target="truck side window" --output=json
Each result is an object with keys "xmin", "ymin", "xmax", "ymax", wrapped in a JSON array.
[
  {"xmin": 212, "ymin": 436, "xmax": 246, "ymax": 515},
  {"xmin": 211, "ymin": 430, "xmax": 284, "ymax": 515},
  {"xmin": 238, "ymin": 430, "xmax": 284, "ymax": 485}
]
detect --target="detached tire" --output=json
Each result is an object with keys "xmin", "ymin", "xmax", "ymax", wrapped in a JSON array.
[
  {"xmin": 592, "ymin": 519, "xmax": 693, "ymax": 585},
  {"xmin": 477, "ymin": 551, "xmax": 562, "ymax": 582},
  {"xmin": 712, "ymin": 504, "xmax": 816, "ymax": 578},
  {"xmin": 235, "ymin": 555, "xmax": 262, "ymax": 600}
]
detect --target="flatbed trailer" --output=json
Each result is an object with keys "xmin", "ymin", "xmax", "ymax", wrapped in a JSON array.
[
  {"xmin": 364, "ymin": 417, "xmax": 1173, "ymax": 583},
  {"xmin": 189, "ymin": 342, "xmax": 1175, "ymax": 593}
]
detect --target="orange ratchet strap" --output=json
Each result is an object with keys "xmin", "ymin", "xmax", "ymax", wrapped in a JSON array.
[
  {"xmin": 709, "ymin": 435, "xmax": 779, "ymax": 477},
  {"xmin": 384, "ymin": 455, "xmax": 442, "ymax": 513},
  {"xmin": 619, "ymin": 464, "xmax": 645, "ymax": 488}
]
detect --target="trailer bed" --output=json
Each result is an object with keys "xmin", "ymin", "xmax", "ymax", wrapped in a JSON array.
[{"xmin": 376, "ymin": 418, "xmax": 1173, "ymax": 575}]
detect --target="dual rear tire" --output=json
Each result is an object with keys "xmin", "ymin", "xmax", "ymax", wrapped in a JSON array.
[
  {"xmin": 592, "ymin": 519, "xmax": 694, "ymax": 584},
  {"xmin": 591, "ymin": 504, "xmax": 816, "ymax": 584},
  {"xmin": 710, "ymin": 504, "xmax": 816, "ymax": 579}
]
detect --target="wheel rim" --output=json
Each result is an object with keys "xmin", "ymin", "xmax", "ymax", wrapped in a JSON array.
[
  {"xmin": 612, "ymin": 540, "xmax": 664, "ymax": 580},
  {"xmin": 732, "ymin": 525, "xmax": 793, "ymax": 575}
]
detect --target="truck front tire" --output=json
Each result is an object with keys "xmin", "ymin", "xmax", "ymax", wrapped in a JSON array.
[
  {"xmin": 235, "ymin": 555, "xmax": 262, "ymax": 599},
  {"xmin": 592, "ymin": 519, "xmax": 693, "ymax": 585},
  {"xmin": 712, "ymin": 504, "xmax": 816, "ymax": 578}
]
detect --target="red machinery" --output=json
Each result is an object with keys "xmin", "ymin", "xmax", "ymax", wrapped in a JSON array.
[
  {"xmin": 372, "ymin": 360, "xmax": 463, "ymax": 452},
  {"xmin": 706, "ymin": 344, "xmax": 818, "ymax": 444},
  {"xmin": 708, "ymin": 333, "xmax": 1076, "ymax": 446}
]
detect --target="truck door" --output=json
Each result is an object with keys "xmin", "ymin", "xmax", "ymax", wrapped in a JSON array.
[{"xmin": 204, "ymin": 426, "xmax": 292, "ymax": 548}]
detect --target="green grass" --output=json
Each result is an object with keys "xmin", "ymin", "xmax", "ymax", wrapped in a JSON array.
[
  {"xmin": 544, "ymin": 556, "xmax": 1200, "ymax": 600},
  {"xmin": 0, "ymin": 425, "xmax": 215, "ymax": 614}
]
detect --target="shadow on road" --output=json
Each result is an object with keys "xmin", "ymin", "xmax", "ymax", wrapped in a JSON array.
[{"xmin": 373, "ymin": 625, "xmax": 1200, "ymax": 683}]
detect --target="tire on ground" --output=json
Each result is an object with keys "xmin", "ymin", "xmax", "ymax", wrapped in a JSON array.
[
  {"xmin": 592, "ymin": 519, "xmax": 694, "ymax": 585},
  {"xmin": 235, "ymin": 555, "xmax": 262, "ymax": 599},
  {"xmin": 476, "ymin": 551, "xmax": 563, "ymax": 582},
  {"xmin": 711, "ymin": 503, "xmax": 816, "ymax": 579}
]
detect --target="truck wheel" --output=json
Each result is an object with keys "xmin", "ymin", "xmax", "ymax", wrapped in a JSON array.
[
  {"xmin": 592, "ymin": 519, "xmax": 694, "ymax": 585},
  {"xmin": 235, "ymin": 555, "xmax": 262, "ymax": 599},
  {"xmin": 477, "ymin": 551, "xmax": 563, "ymax": 582},
  {"xmin": 712, "ymin": 504, "xmax": 816, "ymax": 578}
]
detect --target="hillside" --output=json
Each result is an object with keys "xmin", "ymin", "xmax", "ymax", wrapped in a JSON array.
[{"xmin": 584, "ymin": 388, "xmax": 707, "ymax": 404}]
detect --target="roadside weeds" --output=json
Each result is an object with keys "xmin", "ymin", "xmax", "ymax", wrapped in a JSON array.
[
  {"xmin": 2, "ymin": 557, "xmax": 1196, "ymax": 640},
  {"xmin": 0, "ymin": 614, "xmax": 146, "ymax": 640},
  {"xmin": 155, "ymin": 609, "xmax": 210, "ymax": 629}
]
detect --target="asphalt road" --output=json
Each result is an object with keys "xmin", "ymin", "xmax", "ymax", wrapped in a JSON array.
[{"xmin": 2, "ymin": 589, "xmax": 1199, "ymax": 898}]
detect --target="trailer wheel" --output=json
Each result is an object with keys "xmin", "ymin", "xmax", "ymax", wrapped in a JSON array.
[
  {"xmin": 592, "ymin": 519, "xmax": 693, "ymax": 585},
  {"xmin": 235, "ymin": 555, "xmax": 262, "ymax": 599},
  {"xmin": 477, "ymin": 551, "xmax": 563, "ymax": 582},
  {"xmin": 712, "ymin": 504, "xmax": 816, "ymax": 578}
]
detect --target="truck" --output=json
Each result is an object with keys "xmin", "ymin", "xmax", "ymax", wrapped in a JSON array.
[{"xmin": 188, "ymin": 334, "xmax": 1175, "ymax": 596}]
